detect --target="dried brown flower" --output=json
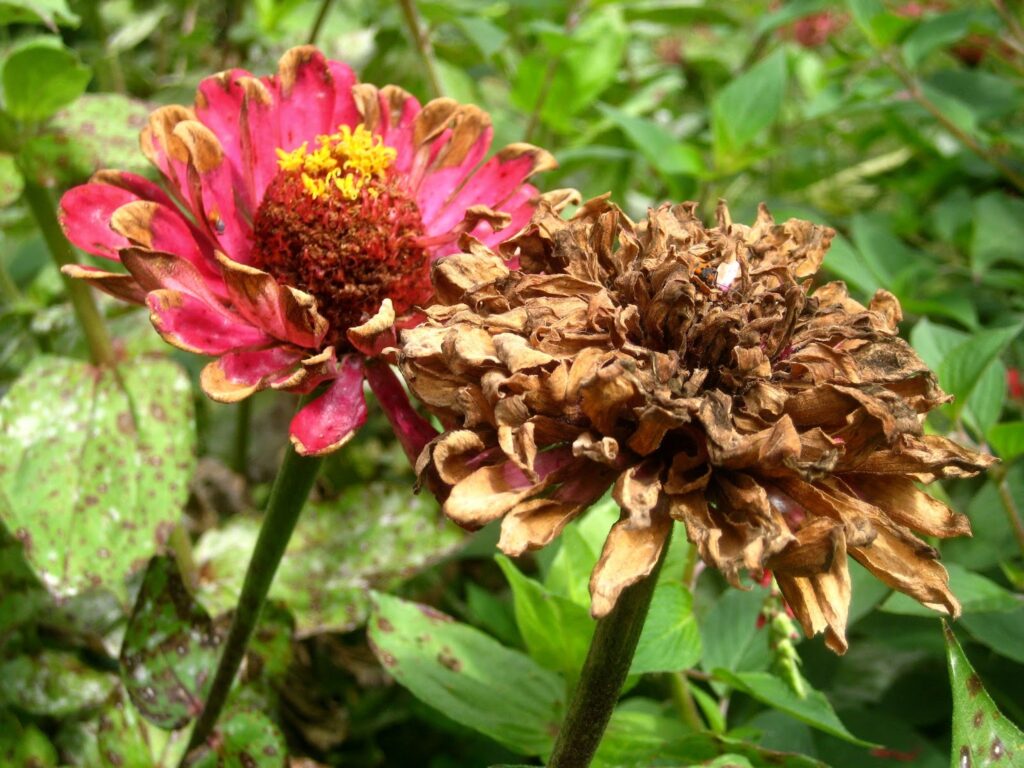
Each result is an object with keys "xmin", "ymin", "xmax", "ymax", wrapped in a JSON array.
[{"xmin": 394, "ymin": 196, "xmax": 995, "ymax": 653}]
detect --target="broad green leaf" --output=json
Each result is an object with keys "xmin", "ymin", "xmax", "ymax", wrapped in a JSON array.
[
  {"xmin": 106, "ymin": 7, "xmax": 169, "ymax": 54},
  {"xmin": 620, "ymin": 1, "xmax": 736, "ymax": 26},
  {"xmin": 902, "ymin": 9, "xmax": 988, "ymax": 67},
  {"xmin": 699, "ymin": 588, "xmax": 767, "ymax": 680},
  {"xmin": 0, "ymin": 152, "xmax": 23, "ymax": 206},
  {"xmin": 0, "ymin": 517, "xmax": 46, "ymax": 633},
  {"xmin": 544, "ymin": 495, "xmax": 617, "ymax": 605},
  {"xmin": 926, "ymin": 70, "xmax": 1021, "ymax": 123},
  {"xmin": 598, "ymin": 104, "xmax": 705, "ymax": 177},
  {"xmin": 714, "ymin": 669, "xmax": 870, "ymax": 746},
  {"xmin": 119, "ymin": 556, "xmax": 223, "ymax": 730},
  {"xmin": 185, "ymin": 707, "xmax": 286, "ymax": 767},
  {"xmin": 0, "ymin": 651, "xmax": 115, "ymax": 717},
  {"xmin": 454, "ymin": 16, "xmax": 508, "ymax": 59},
  {"xmin": 465, "ymin": 581, "xmax": 522, "ymax": 648},
  {"xmin": 944, "ymin": 467, "xmax": 1024, "ymax": 570},
  {"xmin": 880, "ymin": 563, "xmax": 1023, "ymax": 616},
  {"xmin": 50, "ymin": 94, "xmax": 152, "ymax": 179},
  {"xmin": 194, "ymin": 483, "xmax": 463, "ymax": 635},
  {"xmin": 819, "ymin": 234, "xmax": 882, "ymax": 298},
  {"xmin": 631, "ymin": 580, "xmax": 701, "ymax": 675},
  {"xmin": 368, "ymin": 592, "xmax": 564, "ymax": 756},
  {"xmin": 961, "ymin": 607, "xmax": 1024, "ymax": 665},
  {"xmin": 0, "ymin": 0, "xmax": 78, "ymax": 28},
  {"xmin": 0, "ymin": 711, "xmax": 58, "ymax": 767},
  {"xmin": 1, "ymin": 38, "xmax": 91, "ymax": 122},
  {"xmin": 712, "ymin": 48, "xmax": 788, "ymax": 159},
  {"xmin": 971, "ymin": 192, "xmax": 1024, "ymax": 273},
  {"xmin": 0, "ymin": 356, "xmax": 196, "ymax": 602},
  {"xmin": 593, "ymin": 700, "xmax": 825, "ymax": 768},
  {"xmin": 944, "ymin": 623, "xmax": 1024, "ymax": 768},
  {"xmin": 846, "ymin": 0, "xmax": 911, "ymax": 46},
  {"xmin": 92, "ymin": 689, "xmax": 166, "ymax": 768},
  {"xmin": 988, "ymin": 421, "xmax": 1024, "ymax": 462},
  {"xmin": 939, "ymin": 323, "xmax": 1023, "ymax": 421},
  {"xmin": 496, "ymin": 555, "xmax": 593, "ymax": 682}
]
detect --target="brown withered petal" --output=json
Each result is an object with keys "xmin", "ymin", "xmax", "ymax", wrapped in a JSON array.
[{"xmin": 397, "ymin": 196, "xmax": 996, "ymax": 651}]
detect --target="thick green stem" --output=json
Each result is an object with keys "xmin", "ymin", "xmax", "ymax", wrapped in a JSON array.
[
  {"xmin": 182, "ymin": 441, "xmax": 324, "ymax": 759},
  {"xmin": 670, "ymin": 672, "xmax": 705, "ymax": 731},
  {"xmin": 397, "ymin": 0, "xmax": 443, "ymax": 98},
  {"xmin": 168, "ymin": 524, "xmax": 199, "ymax": 593},
  {"xmin": 21, "ymin": 180, "xmax": 115, "ymax": 367},
  {"xmin": 232, "ymin": 397, "xmax": 252, "ymax": 478},
  {"xmin": 547, "ymin": 528, "xmax": 671, "ymax": 768}
]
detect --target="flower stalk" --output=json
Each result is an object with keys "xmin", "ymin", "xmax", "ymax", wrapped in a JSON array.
[
  {"xmin": 397, "ymin": 0, "xmax": 444, "ymax": 98},
  {"xmin": 547, "ymin": 529, "xmax": 671, "ymax": 768},
  {"xmin": 21, "ymin": 179, "xmax": 115, "ymax": 367},
  {"xmin": 182, "ymin": 434, "xmax": 324, "ymax": 760}
]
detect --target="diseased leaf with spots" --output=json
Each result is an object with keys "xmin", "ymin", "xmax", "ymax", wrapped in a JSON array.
[
  {"xmin": 184, "ymin": 707, "xmax": 286, "ymax": 767},
  {"xmin": 120, "ymin": 555, "xmax": 223, "ymax": 730},
  {"xmin": 0, "ymin": 355, "xmax": 195, "ymax": 602},
  {"xmin": 0, "ymin": 650, "xmax": 115, "ymax": 717},
  {"xmin": 368, "ymin": 592, "xmax": 565, "ymax": 757},
  {"xmin": 945, "ymin": 622, "xmax": 1024, "ymax": 768},
  {"xmin": 194, "ymin": 482, "xmax": 462, "ymax": 635},
  {"xmin": 49, "ymin": 93, "xmax": 153, "ymax": 180},
  {"xmin": 0, "ymin": 710, "xmax": 58, "ymax": 767}
]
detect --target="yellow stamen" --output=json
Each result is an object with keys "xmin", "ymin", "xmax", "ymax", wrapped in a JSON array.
[{"xmin": 275, "ymin": 123, "xmax": 396, "ymax": 201}]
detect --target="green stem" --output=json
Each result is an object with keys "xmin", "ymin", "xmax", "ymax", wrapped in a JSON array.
[
  {"xmin": 992, "ymin": 465, "xmax": 1024, "ymax": 558},
  {"xmin": 308, "ymin": 0, "xmax": 335, "ymax": 44},
  {"xmin": 168, "ymin": 524, "xmax": 199, "ymax": 593},
  {"xmin": 547, "ymin": 527, "xmax": 671, "ymax": 768},
  {"xmin": 232, "ymin": 397, "xmax": 252, "ymax": 478},
  {"xmin": 670, "ymin": 672, "xmax": 704, "ymax": 731},
  {"xmin": 181, "ymin": 439, "xmax": 324, "ymax": 760},
  {"xmin": 21, "ymin": 180, "xmax": 116, "ymax": 367},
  {"xmin": 396, "ymin": 0, "xmax": 443, "ymax": 98}
]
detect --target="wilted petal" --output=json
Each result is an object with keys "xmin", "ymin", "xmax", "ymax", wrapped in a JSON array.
[
  {"xmin": 60, "ymin": 264, "xmax": 147, "ymax": 305},
  {"xmin": 289, "ymin": 356, "xmax": 367, "ymax": 456},
  {"xmin": 200, "ymin": 346, "xmax": 304, "ymax": 402},
  {"xmin": 146, "ymin": 289, "xmax": 271, "ymax": 355},
  {"xmin": 364, "ymin": 361, "xmax": 438, "ymax": 464},
  {"xmin": 589, "ymin": 505, "xmax": 672, "ymax": 618}
]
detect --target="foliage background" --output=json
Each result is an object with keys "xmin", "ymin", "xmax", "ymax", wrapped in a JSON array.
[{"xmin": 1, "ymin": 0, "xmax": 1023, "ymax": 766}]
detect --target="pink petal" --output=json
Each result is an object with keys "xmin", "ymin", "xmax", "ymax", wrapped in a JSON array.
[
  {"xmin": 275, "ymin": 47, "xmax": 337, "ymax": 151},
  {"xmin": 195, "ymin": 68, "xmax": 259, "ymax": 211},
  {"xmin": 60, "ymin": 264, "xmax": 147, "ymax": 304},
  {"xmin": 121, "ymin": 247, "xmax": 224, "ymax": 306},
  {"xmin": 289, "ymin": 356, "xmax": 368, "ymax": 455},
  {"xmin": 365, "ymin": 362, "xmax": 438, "ymax": 464},
  {"xmin": 89, "ymin": 170, "xmax": 177, "ymax": 209},
  {"xmin": 327, "ymin": 60, "xmax": 361, "ymax": 131},
  {"xmin": 140, "ymin": 105, "xmax": 196, "ymax": 203},
  {"xmin": 474, "ymin": 184, "xmax": 536, "ymax": 248},
  {"xmin": 414, "ymin": 126, "xmax": 494, "ymax": 222},
  {"xmin": 60, "ymin": 183, "xmax": 139, "ymax": 260},
  {"xmin": 379, "ymin": 90, "xmax": 422, "ymax": 176},
  {"xmin": 146, "ymin": 289, "xmax": 272, "ymax": 355},
  {"xmin": 239, "ymin": 76, "xmax": 281, "ymax": 205},
  {"xmin": 200, "ymin": 345, "xmax": 304, "ymax": 402}
]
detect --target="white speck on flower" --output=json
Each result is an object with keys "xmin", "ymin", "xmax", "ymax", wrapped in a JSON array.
[{"xmin": 716, "ymin": 259, "xmax": 740, "ymax": 290}]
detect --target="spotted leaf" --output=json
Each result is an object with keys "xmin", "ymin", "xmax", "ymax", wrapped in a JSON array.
[
  {"xmin": 0, "ymin": 355, "xmax": 196, "ymax": 602},
  {"xmin": 945, "ymin": 622, "xmax": 1024, "ymax": 768},
  {"xmin": 184, "ymin": 707, "xmax": 286, "ymax": 767},
  {"xmin": 120, "ymin": 555, "xmax": 223, "ymax": 730}
]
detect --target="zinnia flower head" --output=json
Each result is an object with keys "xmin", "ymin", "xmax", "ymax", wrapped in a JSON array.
[
  {"xmin": 59, "ymin": 46, "xmax": 559, "ymax": 457},
  {"xmin": 396, "ymin": 196, "xmax": 995, "ymax": 653}
]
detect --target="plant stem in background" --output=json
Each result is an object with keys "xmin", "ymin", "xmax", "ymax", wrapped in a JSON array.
[
  {"xmin": 181, "ymin": 439, "xmax": 324, "ymax": 760},
  {"xmin": 547, "ymin": 529, "xmax": 671, "ymax": 768},
  {"xmin": 168, "ymin": 523, "xmax": 199, "ymax": 593},
  {"xmin": 992, "ymin": 464, "xmax": 1024, "ymax": 557},
  {"xmin": 232, "ymin": 397, "xmax": 252, "ymax": 479},
  {"xmin": 21, "ymin": 180, "xmax": 115, "ymax": 367},
  {"xmin": 670, "ymin": 672, "xmax": 704, "ymax": 731},
  {"xmin": 524, "ymin": 1, "xmax": 584, "ymax": 143},
  {"xmin": 308, "ymin": 0, "xmax": 335, "ymax": 45},
  {"xmin": 396, "ymin": 0, "xmax": 443, "ymax": 98}
]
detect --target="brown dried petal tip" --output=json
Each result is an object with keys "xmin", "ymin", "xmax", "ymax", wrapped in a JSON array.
[{"xmin": 398, "ymin": 197, "xmax": 996, "ymax": 652}]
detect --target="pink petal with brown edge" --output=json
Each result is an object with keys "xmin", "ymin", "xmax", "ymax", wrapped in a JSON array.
[
  {"xmin": 237, "ymin": 76, "xmax": 280, "ymax": 204},
  {"xmin": 443, "ymin": 447, "xmax": 576, "ymax": 529},
  {"xmin": 60, "ymin": 183, "xmax": 140, "ymax": 260},
  {"xmin": 347, "ymin": 299, "xmax": 397, "ymax": 357},
  {"xmin": 60, "ymin": 264, "xmax": 147, "ymax": 305},
  {"xmin": 89, "ymin": 170, "xmax": 178, "ymax": 210},
  {"xmin": 414, "ymin": 121, "xmax": 494, "ymax": 219},
  {"xmin": 375, "ymin": 87, "xmax": 422, "ymax": 176},
  {"xmin": 140, "ymin": 104, "xmax": 195, "ymax": 201},
  {"xmin": 843, "ymin": 474, "xmax": 971, "ymax": 538},
  {"xmin": 272, "ymin": 346, "xmax": 339, "ymax": 394},
  {"xmin": 589, "ymin": 505, "xmax": 673, "ymax": 618},
  {"xmin": 195, "ymin": 67, "xmax": 261, "ymax": 212},
  {"xmin": 214, "ymin": 252, "xmax": 327, "ymax": 348},
  {"xmin": 110, "ymin": 201, "xmax": 225, "ymax": 296},
  {"xmin": 425, "ymin": 145, "xmax": 557, "ymax": 239},
  {"xmin": 146, "ymin": 289, "xmax": 272, "ymax": 355},
  {"xmin": 289, "ymin": 355, "xmax": 368, "ymax": 456},
  {"xmin": 364, "ymin": 361, "xmax": 438, "ymax": 464},
  {"xmin": 326, "ymin": 60, "xmax": 361, "ymax": 134},
  {"xmin": 172, "ymin": 120, "xmax": 252, "ymax": 264},
  {"xmin": 120, "ymin": 247, "xmax": 227, "ymax": 309},
  {"xmin": 276, "ymin": 46, "xmax": 337, "ymax": 151},
  {"xmin": 474, "ymin": 185, "xmax": 538, "ymax": 249},
  {"xmin": 200, "ymin": 346, "xmax": 304, "ymax": 403}
]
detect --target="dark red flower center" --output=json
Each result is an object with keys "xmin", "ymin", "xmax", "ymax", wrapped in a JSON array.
[{"xmin": 250, "ymin": 125, "xmax": 430, "ymax": 349}]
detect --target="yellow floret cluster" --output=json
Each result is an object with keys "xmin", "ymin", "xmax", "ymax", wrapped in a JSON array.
[{"xmin": 274, "ymin": 124, "xmax": 397, "ymax": 201}]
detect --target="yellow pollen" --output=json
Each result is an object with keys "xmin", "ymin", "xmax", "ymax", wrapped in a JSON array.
[{"xmin": 275, "ymin": 124, "xmax": 396, "ymax": 201}]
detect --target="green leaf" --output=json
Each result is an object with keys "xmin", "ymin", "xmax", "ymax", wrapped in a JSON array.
[
  {"xmin": 971, "ymin": 192, "xmax": 1024, "ymax": 273},
  {"xmin": 944, "ymin": 622, "xmax": 1024, "ymax": 768},
  {"xmin": 631, "ymin": 580, "xmax": 701, "ymax": 675},
  {"xmin": 0, "ymin": 711, "xmax": 58, "ymax": 767},
  {"xmin": 846, "ymin": 0, "xmax": 911, "ymax": 46},
  {"xmin": 714, "ymin": 669, "xmax": 871, "ymax": 746},
  {"xmin": 938, "ymin": 322, "xmax": 1023, "ymax": 422},
  {"xmin": 0, "ymin": 152, "xmax": 23, "ymax": 206},
  {"xmin": 194, "ymin": 482, "xmax": 463, "ymax": 635},
  {"xmin": 92, "ymin": 689, "xmax": 166, "ymax": 768},
  {"xmin": 988, "ymin": 421, "xmax": 1024, "ymax": 462},
  {"xmin": 119, "ymin": 555, "xmax": 223, "ymax": 730},
  {"xmin": 902, "ymin": 9, "xmax": 985, "ymax": 67},
  {"xmin": 0, "ymin": 517, "xmax": 46, "ymax": 633},
  {"xmin": 712, "ymin": 48, "xmax": 788, "ymax": 160},
  {"xmin": 0, "ymin": 0, "xmax": 78, "ymax": 29},
  {"xmin": 881, "ymin": 563, "xmax": 1023, "ymax": 616},
  {"xmin": 1, "ymin": 38, "xmax": 91, "ymax": 122},
  {"xmin": 820, "ymin": 234, "xmax": 883, "ymax": 298},
  {"xmin": 598, "ymin": 104, "xmax": 705, "ymax": 177},
  {"xmin": 185, "ymin": 707, "xmax": 286, "ymax": 767},
  {"xmin": 50, "ymin": 93, "xmax": 153, "ymax": 180},
  {"xmin": 496, "ymin": 555, "xmax": 594, "ymax": 683},
  {"xmin": 368, "ymin": 592, "xmax": 564, "ymax": 756},
  {"xmin": 699, "ymin": 588, "xmax": 767, "ymax": 680},
  {"xmin": 0, "ymin": 651, "xmax": 115, "ymax": 717},
  {"xmin": 0, "ymin": 356, "xmax": 196, "ymax": 602},
  {"xmin": 961, "ymin": 607, "xmax": 1024, "ymax": 664}
]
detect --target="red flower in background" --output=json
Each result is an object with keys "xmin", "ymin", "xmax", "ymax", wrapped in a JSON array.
[{"xmin": 60, "ymin": 46, "xmax": 559, "ymax": 457}]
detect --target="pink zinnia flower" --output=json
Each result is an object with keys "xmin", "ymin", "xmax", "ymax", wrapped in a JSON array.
[{"xmin": 60, "ymin": 46, "xmax": 557, "ymax": 457}]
